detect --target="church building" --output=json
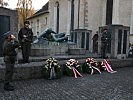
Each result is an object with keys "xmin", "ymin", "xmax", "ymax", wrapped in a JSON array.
[{"xmin": 28, "ymin": 0, "xmax": 133, "ymax": 58}]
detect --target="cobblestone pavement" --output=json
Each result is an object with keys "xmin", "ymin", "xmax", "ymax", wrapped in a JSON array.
[{"xmin": 0, "ymin": 67, "xmax": 133, "ymax": 100}]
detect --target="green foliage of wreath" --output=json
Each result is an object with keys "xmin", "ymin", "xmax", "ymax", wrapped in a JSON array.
[
  {"xmin": 42, "ymin": 58, "xmax": 62, "ymax": 79},
  {"xmin": 82, "ymin": 62, "xmax": 103, "ymax": 74},
  {"xmin": 55, "ymin": 66, "xmax": 62, "ymax": 79},
  {"xmin": 65, "ymin": 65, "xmax": 82, "ymax": 76},
  {"xmin": 82, "ymin": 63, "xmax": 92, "ymax": 74},
  {"xmin": 97, "ymin": 62, "xmax": 105, "ymax": 71},
  {"xmin": 42, "ymin": 65, "xmax": 62, "ymax": 79}
]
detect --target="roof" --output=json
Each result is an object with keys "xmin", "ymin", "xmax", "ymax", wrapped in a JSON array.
[
  {"xmin": 27, "ymin": 2, "xmax": 49, "ymax": 19},
  {"xmin": 0, "ymin": 7, "xmax": 17, "ymax": 12}
]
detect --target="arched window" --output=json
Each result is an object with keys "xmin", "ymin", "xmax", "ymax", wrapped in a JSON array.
[
  {"xmin": 106, "ymin": 0, "xmax": 113, "ymax": 25},
  {"xmin": 71, "ymin": 0, "xmax": 74, "ymax": 31},
  {"xmin": 54, "ymin": 1, "xmax": 59, "ymax": 33}
]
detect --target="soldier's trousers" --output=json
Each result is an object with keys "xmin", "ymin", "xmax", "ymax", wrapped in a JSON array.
[
  {"xmin": 4, "ymin": 63, "xmax": 14, "ymax": 84},
  {"xmin": 101, "ymin": 43, "xmax": 107, "ymax": 58},
  {"xmin": 21, "ymin": 43, "xmax": 31, "ymax": 62}
]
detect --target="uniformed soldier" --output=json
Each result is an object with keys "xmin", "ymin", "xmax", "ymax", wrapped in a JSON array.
[
  {"xmin": 3, "ymin": 33, "xmax": 20, "ymax": 91},
  {"xmin": 18, "ymin": 20, "xmax": 33, "ymax": 63},
  {"xmin": 101, "ymin": 29, "xmax": 108, "ymax": 59}
]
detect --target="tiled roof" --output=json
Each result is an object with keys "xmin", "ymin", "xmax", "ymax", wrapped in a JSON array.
[{"xmin": 27, "ymin": 2, "xmax": 49, "ymax": 19}]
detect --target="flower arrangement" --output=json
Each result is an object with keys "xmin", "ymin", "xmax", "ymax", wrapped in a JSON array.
[
  {"xmin": 42, "ymin": 57, "xmax": 62, "ymax": 79},
  {"xmin": 65, "ymin": 59, "xmax": 83, "ymax": 78},
  {"xmin": 99, "ymin": 59, "xmax": 117, "ymax": 73},
  {"xmin": 82, "ymin": 58, "xmax": 101, "ymax": 75}
]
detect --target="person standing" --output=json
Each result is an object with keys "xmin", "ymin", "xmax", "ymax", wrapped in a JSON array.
[
  {"xmin": 18, "ymin": 21, "xmax": 33, "ymax": 63},
  {"xmin": 101, "ymin": 29, "xmax": 108, "ymax": 59},
  {"xmin": 3, "ymin": 33, "xmax": 20, "ymax": 91}
]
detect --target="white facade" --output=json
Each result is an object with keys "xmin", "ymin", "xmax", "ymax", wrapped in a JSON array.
[
  {"xmin": 28, "ymin": 13, "xmax": 49, "ymax": 36},
  {"xmin": 29, "ymin": 0, "xmax": 133, "ymax": 43}
]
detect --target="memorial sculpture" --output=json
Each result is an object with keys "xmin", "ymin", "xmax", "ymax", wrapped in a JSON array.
[
  {"xmin": 33, "ymin": 28, "xmax": 68, "ymax": 44},
  {"xmin": 31, "ymin": 28, "xmax": 77, "ymax": 56}
]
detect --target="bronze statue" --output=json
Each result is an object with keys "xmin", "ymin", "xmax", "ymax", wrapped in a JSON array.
[{"xmin": 33, "ymin": 28, "xmax": 68, "ymax": 43}]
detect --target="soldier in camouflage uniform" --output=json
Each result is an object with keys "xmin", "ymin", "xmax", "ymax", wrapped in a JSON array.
[
  {"xmin": 3, "ymin": 34, "xmax": 20, "ymax": 91},
  {"xmin": 101, "ymin": 29, "xmax": 108, "ymax": 59},
  {"xmin": 18, "ymin": 21, "xmax": 33, "ymax": 63}
]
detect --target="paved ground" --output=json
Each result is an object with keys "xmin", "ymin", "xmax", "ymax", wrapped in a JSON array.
[{"xmin": 0, "ymin": 67, "xmax": 133, "ymax": 100}]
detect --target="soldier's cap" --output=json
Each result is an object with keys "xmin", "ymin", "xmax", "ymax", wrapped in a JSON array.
[
  {"xmin": 24, "ymin": 20, "xmax": 30, "ymax": 25},
  {"xmin": 4, "ymin": 31, "xmax": 12, "ymax": 39},
  {"xmin": 101, "ymin": 28, "xmax": 108, "ymax": 32}
]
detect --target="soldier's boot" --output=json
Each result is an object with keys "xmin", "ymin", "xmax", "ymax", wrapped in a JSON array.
[{"xmin": 4, "ymin": 83, "xmax": 14, "ymax": 91}]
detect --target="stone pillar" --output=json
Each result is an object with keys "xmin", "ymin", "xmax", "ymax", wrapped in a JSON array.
[
  {"xmin": 101, "ymin": 0, "xmax": 106, "ymax": 26},
  {"xmin": 130, "ymin": 0, "xmax": 133, "ymax": 36},
  {"xmin": 84, "ymin": 0, "xmax": 88, "ymax": 29},
  {"xmin": 53, "ymin": 3, "xmax": 57, "ymax": 32},
  {"xmin": 79, "ymin": 0, "xmax": 85, "ymax": 29},
  {"xmin": 99, "ymin": 25, "xmax": 130, "ymax": 59},
  {"xmin": 112, "ymin": 0, "xmax": 120, "ymax": 24},
  {"xmin": 67, "ymin": 0, "xmax": 72, "ymax": 37}
]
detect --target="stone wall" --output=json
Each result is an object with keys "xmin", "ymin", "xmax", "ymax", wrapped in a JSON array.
[
  {"xmin": 119, "ymin": 0, "xmax": 132, "ymax": 26},
  {"xmin": 49, "ymin": 0, "xmax": 68, "ymax": 32},
  {"xmin": 0, "ymin": 7, "xmax": 18, "ymax": 56},
  {"xmin": 29, "ymin": 13, "xmax": 50, "ymax": 36},
  {"xmin": 0, "ymin": 7, "xmax": 18, "ymax": 35},
  {"xmin": 30, "ymin": 42, "xmax": 69, "ymax": 56},
  {"xmin": 29, "ymin": 0, "xmax": 133, "ymax": 48},
  {"xmin": 98, "ymin": 25, "xmax": 130, "ymax": 59}
]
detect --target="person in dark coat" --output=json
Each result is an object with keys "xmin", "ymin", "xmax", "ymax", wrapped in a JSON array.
[
  {"xmin": 101, "ymin": 29, "xmax": 108, "ymax": 59},
  {"xmin": 3, "ymin": 33, "xmax": 20, "ymax": 91},
  {"xmin": 18, "ymin": 20, "xmax": 33, "ymax": 63}
]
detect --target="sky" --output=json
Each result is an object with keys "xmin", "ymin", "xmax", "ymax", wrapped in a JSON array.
[{"xmin": 6, "ymin": 0, "xmax": 49, "ymax": 10}]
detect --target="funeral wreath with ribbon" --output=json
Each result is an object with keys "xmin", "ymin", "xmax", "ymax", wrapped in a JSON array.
[
  {"xmin": 65, "ymin": 59, "xmax": 83, "ymax": 78},
  {"xmin": 42, "ymin": 57, "xmax": 62, "ymax": 79}
]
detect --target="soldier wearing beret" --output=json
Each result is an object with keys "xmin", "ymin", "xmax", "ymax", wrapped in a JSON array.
[{"xmin": 3, "ymin": 33, "xmax": 20, "ymax": 91}]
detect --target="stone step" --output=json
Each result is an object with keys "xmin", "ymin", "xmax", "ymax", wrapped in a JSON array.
[
  {"xmin": 0, "ymin": 53, "xmax": 101, "ymax": 64},
  {"xmin": 26, "ymin": 53, "xmax": 101, "ymax": 62},
  {"xmin": 0, "ymin": 58, "xmax": 133, "ymax": 82}
]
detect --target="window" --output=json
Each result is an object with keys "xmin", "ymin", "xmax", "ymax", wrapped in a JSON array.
[
  {"xmin": 117, "ymin": 30, "xmax": 122, "ymax": 54},
  {"xmin": 37, "ymin": 19, "xmax": 39, "ymax": 31},
  {"xmin": 106, "ymin": 0, "xmax": 113, "ymax": 25},
  {"xmin": 31, "ymin": 21, "xmax": 33, "ymax": 28},
  {"xmin": 44, "ymin": 17, "xmax": 47, "ymax": 25}
]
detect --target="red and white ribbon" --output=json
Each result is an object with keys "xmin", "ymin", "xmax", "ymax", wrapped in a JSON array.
[
  {"xmin": 86, "ymin": 58, "xmax": 101, "ymax": 75},
  {"xmin": 102, "ymin": 59, "xmax": 117, "ymax": 73},
  {"xmin": 72, "ymin": 67, "xmax": 83, "ymax": 78},
  {"xmin": 89, "ymin": 63, "xmax": 101, "ymax": 75},
  {"xmin": 66, "ymin": 59, "xmax": 83, "ymax": 78}
]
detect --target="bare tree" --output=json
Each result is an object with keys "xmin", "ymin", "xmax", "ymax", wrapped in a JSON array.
[
  {"xmin": 17, "ymin": 0, "xmax": 34, "ymax": 28},
  {"xmin": 0, "ymin": 0, "xmax": 8, "ymax": 7}
]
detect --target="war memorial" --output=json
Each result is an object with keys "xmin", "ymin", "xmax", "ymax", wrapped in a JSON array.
[
  {"xmin": 0, "ymin": 3, "xmax": 133, "ymax": 81},
  {"xmin": 0, "ymin": 0, "xmax": 133, "ymax": 99}
]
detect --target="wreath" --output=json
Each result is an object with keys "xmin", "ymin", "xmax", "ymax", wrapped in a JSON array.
[
  {"xmin": 99, "ymin": 59, "xmax": 117, "ymax": 73},
  {"xmin": 42, "ymin": 57, "xmax": 62, "ymax": 79},
  {"xmin": 65, "ymin": 59, "xmax": 83, "ymax": 78},
  {"xmin": 82, "ymin": 58, "xmax": 101, "ymax": 75}
]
